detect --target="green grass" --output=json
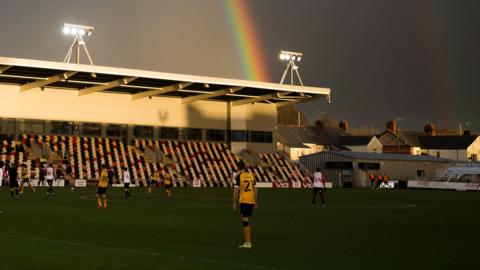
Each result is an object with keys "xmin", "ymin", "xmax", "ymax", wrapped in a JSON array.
[{"xmin": 0, "ymin": 187, "xmax": 479, "ymax": 270}]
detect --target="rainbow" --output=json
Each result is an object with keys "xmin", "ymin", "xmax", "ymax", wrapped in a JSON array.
[
  {"xmin": 409, "ymin": 1, "xmax": 462, "ymax": 124},
  {"xmin": 222, "ymin": 0, "xmax": 270, "ymax": 82}
]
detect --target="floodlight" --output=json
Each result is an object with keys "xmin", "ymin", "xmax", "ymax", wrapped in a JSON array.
[
  {"xmin": 278, "ymin": 50, "xmax": 304, "ymax": 86},
  {"xmin": 62, "ymin": 23, "xmax": 94, "ymax": 37},
  {"xmin": 62, "ymin": 23, "xmax": 96, "ymax": 66},
  {"xmin": 279, "ymin": 50, "xmax": 303, "ymax": 62}
]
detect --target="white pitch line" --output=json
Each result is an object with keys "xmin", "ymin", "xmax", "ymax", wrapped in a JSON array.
[{"xmin": 0, "ymin": 232, "xmax": 284, "ymax": 270}]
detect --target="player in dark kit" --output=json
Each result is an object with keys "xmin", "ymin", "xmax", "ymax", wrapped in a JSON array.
[
  {"xmin": 8, "ymin": 164, "xmax": 20, "ymax": 198},
  {"xmin": 233, "ymin": 161, "xmax": 257, "ymax": 248}
]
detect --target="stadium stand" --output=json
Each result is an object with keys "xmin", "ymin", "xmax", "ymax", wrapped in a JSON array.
[{"xmin": 1, "ymin": 134, "xmax": 310, "ymax": 187}]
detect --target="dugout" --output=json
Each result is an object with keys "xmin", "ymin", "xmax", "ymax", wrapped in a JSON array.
[{"xmin": 299, "ymin": 151, "xmax": 452, "ymax": 187}]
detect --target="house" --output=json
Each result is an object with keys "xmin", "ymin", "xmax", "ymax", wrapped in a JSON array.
[
  {"xmin": 419, "ymin": 135, "xmax": 480, "ymax": 161},
  {"xmin": 376, "ymin": 130, "xmax": 423, "ymax": 155},
  {"xmin": 276, "ymin": 125, "xmax": 344, "ymax": 161},
  {"xmin": 376, "ymin": 121, "xmax": 480, "ymax": 161},
  {"xmin": 338, "ymin": 135, "xmax": 382, "ymax": 153}
]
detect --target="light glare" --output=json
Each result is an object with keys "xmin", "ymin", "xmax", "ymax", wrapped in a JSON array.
[{"xmin": 63, "ymin": 26, "xmax": 70, "ymax": 34}]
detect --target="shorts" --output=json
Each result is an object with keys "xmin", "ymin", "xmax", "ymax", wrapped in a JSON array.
[
  {"xmin": 96, "ymin": 187, "xmax": 107, "ymax": 195},
  {"xmin": 10, "ymin": 180, "xmax": 19, "ymax": 188},
  {"xmin": 47, "ymin": 179, "xmax": 53, "ymax": 186},
  {"xmin": 151, "ymin": 180, "xmax": 158, "ymax": 187},
  {"xmin": 124, "ymin": 183, "xmax": 130, "ymax": 189},
  {"xmin": 165, "ymin": 184, "xmax": 172, "ymax": 190},
  {"xmin": 240, "ymin": 203, "xmax": 254, "ymax": 217},
  {"xmin": 313, "ymin": 187, "xmax": 324, "ymax": 194},
  {"xmin": 22, "ymin": 178, "xmax": 30, "ymax": 183}
]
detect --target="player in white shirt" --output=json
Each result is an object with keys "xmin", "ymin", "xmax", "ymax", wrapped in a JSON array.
[
  {"xmin": 46, "ymin": 164, "xmax": 55, "ymax": 196},
  {"xmin": 231, "ymin": 170, "xmax": 239, "ymax": 188},
  {"xmin": 312, "ymin": 167, "xmax": 326, "ymax": 207},
  {"xmin": 122, "ymin": 167, "xmax": 132, "ymax": 199}
]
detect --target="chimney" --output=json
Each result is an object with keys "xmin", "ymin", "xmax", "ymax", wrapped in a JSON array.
[
  {"xmin": 386, "ymin": 120, "xmax": 397, "ymax": 133},
  {"xmin": 424, "ymin": 123, "xmax": 436, "ymax": 136},
  {"xmin": 338, "ymin": 121, "xmax": 349, "ymax": 134}
]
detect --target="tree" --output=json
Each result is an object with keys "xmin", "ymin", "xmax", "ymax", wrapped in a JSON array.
[{"xmin": 277, "ymin": 106, "xmax": 310, "ymax": 126}]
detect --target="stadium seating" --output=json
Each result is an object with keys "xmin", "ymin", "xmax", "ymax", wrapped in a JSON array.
[{"xmin": 3, "ymin": 134, "xmax": 309, "ymax": 186}]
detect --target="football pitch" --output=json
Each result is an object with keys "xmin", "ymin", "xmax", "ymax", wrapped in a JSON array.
[{"xmin": 0, "ymin": 187, "xmax": 479, "ymax": 270}]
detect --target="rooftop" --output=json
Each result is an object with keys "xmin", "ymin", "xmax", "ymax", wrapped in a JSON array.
[{"xmin": 0, "ymin": 56, "xmax": 330, "ymax": 106}]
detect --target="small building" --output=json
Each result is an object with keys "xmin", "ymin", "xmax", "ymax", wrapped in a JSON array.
[{"xmin": 299, "ymin": 151, "xmax": 452, "ymax": 187}]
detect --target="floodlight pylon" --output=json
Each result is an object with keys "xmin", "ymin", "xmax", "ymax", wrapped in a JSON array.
[{"xmin": 279, "ymin": 51, "xmax": 304, "ymax": 86}]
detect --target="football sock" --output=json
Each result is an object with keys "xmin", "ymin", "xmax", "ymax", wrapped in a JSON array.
[
  {"xmin": 244, "ymin": 226, "xmax": 251, "ymax": 243},
  {"xmin": 97, "ymin": 197, "xmax": 102, "ymax": 208},
  {"xmin": 103, "ymin": 198, "xmax": 108, "ymax": 208},
  {"xmin": 10, "ymin": 190, "xmax": 14, "ymax": 197}
]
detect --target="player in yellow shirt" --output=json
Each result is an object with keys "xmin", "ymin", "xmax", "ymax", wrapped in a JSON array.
[
  {"xmin": 149, "ymin": 169, "xmax": 160, "ymax": 193},
  {"xmin": 233, "ymin": 161, "xmax": 257, "ymax": 248},
  {"xmin": 20, "ymin": 163, "xmax": 36, "ymax": 193},
  {"xmin": 96, "ymin": 165, "xmax": 109, "ymax": 209},
  {"xmin": 164, "ymin": 171, "xmax": 173, "ymax": 197}
]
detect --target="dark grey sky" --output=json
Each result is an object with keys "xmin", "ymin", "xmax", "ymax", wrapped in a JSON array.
[{"xmin": 1, "ymin": 0, "xmax": 479, "ymax": 132}]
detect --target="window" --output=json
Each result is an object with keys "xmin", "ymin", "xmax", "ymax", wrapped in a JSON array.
[
  {"xmin": 17, "ymin": 119, "xmax": 45, "ymax": 134},
  {"xmin": 51, "ymin": 121, "xmax": 73, "ymax": 135},
  {"xmin": 358, "ymin": 162, "xmax": 380, "ymax": 170},
  {"xmin": 436, "ymin": 151, "xmax": 441, "ymax": 157},
  {"xmin": 326, "ymin": 162, "xmax": 353, "ymax": 169},
  {"xmin": 231, "ymin": 130, "xmax": 247, "ymax": 142},
  {"xmin": 182, "ymin": 128, "xmax": 202, "ymax": 141},
  {"xmin": 106, "ymin": 124, "xmax": 122, "ymax": 137},
  {"xmin": 249, "ymin": 131, "xmax": 272, "ymax": 143},
  {"xmin": 206, "ymin": 129, "xmax": 225, "ymax": 141},
  {"xmin": 417, "ymin": 170, "xmax": 425, "ymax": 177},
  {"xmin": 82, "ymin": 122, "xmax": 101, "ymax": 136},
  {"xmin": 470, "ymin": 154, "xmax": 478, "ymax": 162},
  {"xmin": 160, "ymin": 127, "xmax": 179, "ymax": 140},
  {"xmin": 133, "ymin": 125, "xmax": 154, "ymax": 139}
]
